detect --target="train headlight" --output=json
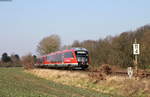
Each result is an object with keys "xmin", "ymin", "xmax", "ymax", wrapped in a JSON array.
[
  {"xmin": 77, "ymin": 58, "xmax": 81, "ymax": 62},
  {"xmin": 77, "ymin": 58, "xmax": 80, "ymax": 61}
]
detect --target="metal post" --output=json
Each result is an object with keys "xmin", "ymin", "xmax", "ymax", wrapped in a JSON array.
[
  {"xmin": 134, "ymin": 39, "xmax": 138, "ymax": 74},
  {"xmin": 135, "ymin": 54, "xmax": 138, "ymax": 74}
]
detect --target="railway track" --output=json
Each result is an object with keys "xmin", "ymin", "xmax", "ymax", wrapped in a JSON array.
[
  {"xmin": 112, "ymin": 71, "xmax": 128, "ymax": 76},
  {"xmin": 84, "ymin": 70, "xmax": 150, "ymax": 78},
  {"xmin": 70, "ymin": 69, "xmax": 150, "ymax": 77},
  {"xmin": 37, "ymin": 67, "xmax": 150, "ymax": 78}
]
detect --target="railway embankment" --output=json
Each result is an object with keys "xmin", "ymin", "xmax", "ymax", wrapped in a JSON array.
[{"xmin": 25, "ymin": 68, "xmax": 150, "ymax": 97}]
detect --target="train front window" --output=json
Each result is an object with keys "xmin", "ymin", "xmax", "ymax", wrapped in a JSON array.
[{"xmin": 75, "ymin": 51, "xmax": 88, "ymax": 62}]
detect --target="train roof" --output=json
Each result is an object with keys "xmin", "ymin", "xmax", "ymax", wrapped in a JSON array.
[
  {"xmin": 37, "ymin": 48, "xmax": 88, "ymax": 58},
  {"xmin": 69, "ymin": 47, "xmax": 88, "ymax": 51}
]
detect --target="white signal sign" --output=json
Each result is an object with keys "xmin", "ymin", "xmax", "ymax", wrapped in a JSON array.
[{"xmin": 133, "ymin": 44, "xmax": 140, "ymax": 55}]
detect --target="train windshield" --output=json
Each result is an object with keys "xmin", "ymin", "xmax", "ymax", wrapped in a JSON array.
[{"xmin": 75, "ymin": 51, "xmax": 88, "ymax": 62}]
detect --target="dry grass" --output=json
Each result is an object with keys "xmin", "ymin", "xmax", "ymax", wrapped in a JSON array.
[
  {"xmin": 104, "ymin": 76, "xmax": 150, "ymax": 97},
  {"xmin": 25, "ymin": 69, "xmax": 89, "ymax": 86},
  {"xmin": 25, "ymin": 69, "xmax": 150, "ymax": 97}
]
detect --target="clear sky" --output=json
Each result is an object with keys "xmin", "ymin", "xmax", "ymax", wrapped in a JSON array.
[{"xmin": 0, "ymin": 0, "xmax": 150, "ymax": 56}]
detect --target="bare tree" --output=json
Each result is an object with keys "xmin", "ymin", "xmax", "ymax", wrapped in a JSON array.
[
  {"xmin": 11, "ymin": 54, "xmax": 20, "ymax": 63},
  {"xmin": 72, "ymin": 40, "xmax": 81, "ymax": 47},
  {"xmin": 37, "ymin": 34, "xmax": 61, "ymax": 55},
  {"xmin": 21, "ymin": 53, "xmax": 35, "ymax": 69}
]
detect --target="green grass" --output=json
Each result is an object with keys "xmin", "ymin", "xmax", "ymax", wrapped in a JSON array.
[{"xmin": 0, "ymin": 67, "xmax": 119, "ymax": 97}]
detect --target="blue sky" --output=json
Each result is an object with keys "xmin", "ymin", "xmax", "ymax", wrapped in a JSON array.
[{"xmin": 0, "ymin": 0, "xmax": 150, "ymax": 56}]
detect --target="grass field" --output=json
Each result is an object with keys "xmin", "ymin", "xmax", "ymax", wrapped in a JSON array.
[{"xmin": 0, "ymin": 67, "xmax": 117, "ymax": 97}]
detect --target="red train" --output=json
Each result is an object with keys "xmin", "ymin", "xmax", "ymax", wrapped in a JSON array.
[{"xmin": 35, "ymin": 48, "xmax": 89, "ymax": 69}]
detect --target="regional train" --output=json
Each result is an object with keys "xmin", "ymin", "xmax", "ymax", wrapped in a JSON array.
[{"xmin": 35, "ymin": 48, "xmax": 89, "ymax": 69}]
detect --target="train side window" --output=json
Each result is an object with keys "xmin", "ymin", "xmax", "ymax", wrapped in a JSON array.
[
  {"xmin": 55, "ymin": 54, "xmax": 59, "ymax": 62},
  {"xmin": 64, "ymin": 52, "xmax": 74, "ymax": 58},
  {"xmin": 50, "ymin": 55, "xmax": 54, "ymax": 63},
  {"xmin": 39, "ymin": 58, "xmax": 43, "ymax": 63},
  {"xmin": 57, "ymin": 53, "xmax": 62, "ymax": 62},
  {"xmin": 47, "ymin": 56, "xmax": 51, "ymax": 62},
  {"xmin": 52, "ymin": 55, "xmax": 55, "ymax": 63},
  {"xmin": 54, "ymin": 55, "xmax": 56, "ymax": 62}
]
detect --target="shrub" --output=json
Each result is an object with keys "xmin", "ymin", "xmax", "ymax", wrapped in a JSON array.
[
  {"xmin": 1, "ymin": 53, "xmax": 11, "ymax": 63},
  {"xmin": 134, "ymin": 69, "xmax": 148, "ymax": 79},
  {"xmin": 88, "ymin": 64, "xmax": 112, "ymax": 83},
  {"xmin": 100, "ymin": 64, "xmax": 112, "ymax": 75},
  {"xmin": 21, "ymin": 54, "xmax": 35, "ymax": 69},
  {"xmin": 88, "ymin": 72, "xmax": 106, "ymax": 84}
]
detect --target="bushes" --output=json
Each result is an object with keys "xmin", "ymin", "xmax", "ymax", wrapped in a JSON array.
[
  {"xmin": 0, "ymin": 53, "xmax": 21, "ymax": 67},
  {"xmin": 134, "ymin": 69, "xmax": 149, "ymax": 79},
  {"xmin": 21, "ymin": 54, "xmax": 35, "ymax": 69},
  {"xmin": 88, "ymin": 64, "xmax": 112, "ymax": 83},
  {"xmin": 0, "ymin": 53, "xmax": 36, "ymax": 69},
  {"xmin": 100, "ymin": 64, "xmax": 112, "ymax": 75},
  {"xmin": 1, "ymin": 53, "xmax": 11, "ymax": 63}
]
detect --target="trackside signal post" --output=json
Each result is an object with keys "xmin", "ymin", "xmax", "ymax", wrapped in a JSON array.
[{"xmin": 133, "ymin": 39, "xmax": 140, "ymax": 75}]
